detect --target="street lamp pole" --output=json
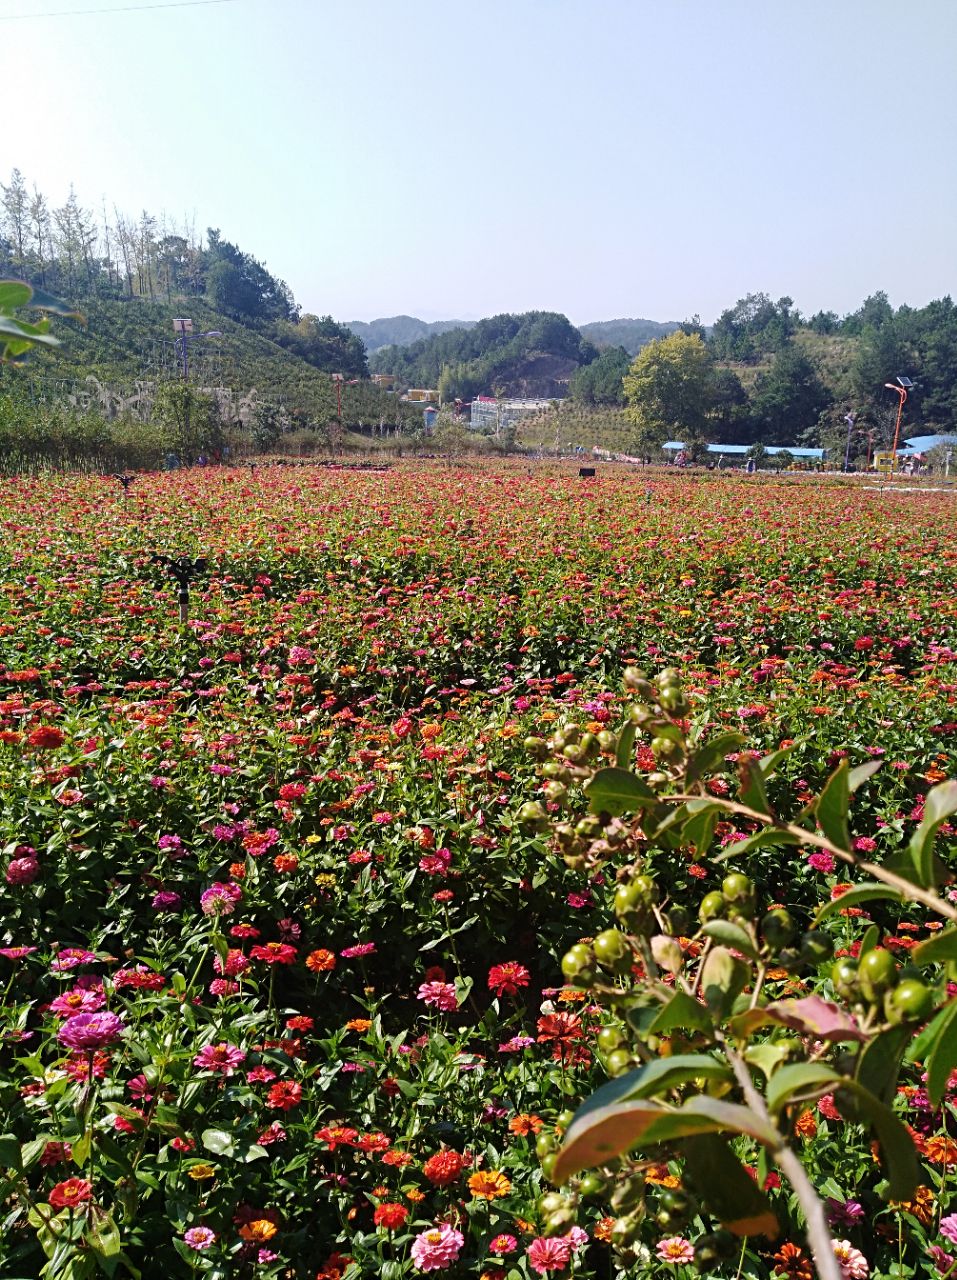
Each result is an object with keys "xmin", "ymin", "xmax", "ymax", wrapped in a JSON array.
[
  {"xmin": 843, "ymin": 412, "xmax": 856, "ymax": 472},
  {"xmin": 884, "ymin": 377, "xmax": 914, "ymax": 472}
]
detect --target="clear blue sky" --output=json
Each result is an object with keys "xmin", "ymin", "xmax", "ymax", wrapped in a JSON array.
[{"xmin": 4, "ymin": 0, "xmax": 956, "ymax": 325}]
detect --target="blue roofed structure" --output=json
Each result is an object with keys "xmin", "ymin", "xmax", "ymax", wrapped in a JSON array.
[
  {"xmin": 662, "ymin": 442, "xmax": 826, "ymax": 460},
  {"xmin": 898, "ymin": 433, "xmax": 957, "ymax": 455}
]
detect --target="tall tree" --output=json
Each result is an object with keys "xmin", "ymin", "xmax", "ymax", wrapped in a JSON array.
[
  {"xmin": 622, "ymin": 331, "xmax": 717, "ymax": 445},
  {"xmin": 1, "ymin": 169, "xmax": 29, "ymax": 274}
]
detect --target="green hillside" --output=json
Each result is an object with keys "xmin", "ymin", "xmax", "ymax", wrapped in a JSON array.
[{"xmin": 27, "ymin": 297, "xmax": 419, "ymax": 429}]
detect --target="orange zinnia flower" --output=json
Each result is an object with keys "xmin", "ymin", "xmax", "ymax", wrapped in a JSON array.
[
  {"xmin": 467, "ymin": 1169, "xmax": 511, "ymax": 1200},
  {"xmin": 508, "ymin": 1113, "xmax": 543, "ymax": 1137},
  {"xmin": 306, "ymin": 949, "xmax": 336, "ymax": 973},
  {"xmin": 238, "ymin": 1219, "xmax": 278, "ymax": 1243}
]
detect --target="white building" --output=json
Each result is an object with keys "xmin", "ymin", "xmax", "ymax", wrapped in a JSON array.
[{"xmin": 469, "ymin": 396, "xmax": 558, "ymax": 434}]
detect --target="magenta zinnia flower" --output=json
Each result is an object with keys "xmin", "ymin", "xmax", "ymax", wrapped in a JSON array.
[
  {"xmin": 193, "ymin": 1042, "xmax": 246, "ymax": 1074},
  {"xmin": 410, "ymin": 1224, "xmax": 464, "ymax": 1272},
  {"xmin": 57, "ymin": 1011, "xmax": 123, "ymax": 1051}
]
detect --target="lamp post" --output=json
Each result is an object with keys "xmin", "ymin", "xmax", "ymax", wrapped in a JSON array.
[
  {"xmin": 884, "ymin": 376, "xmax": 914, "ymax": 472},
  {"xmin": 843, "ymin": 412, "xmax": 857, "ymax": 472},
  {"xmin": 172, "ymin": 319, "xmax": 222, "ymax": 381},
  {"xmin": 331, "ymin": 373, "xmax": 359, "ymax": 422}
]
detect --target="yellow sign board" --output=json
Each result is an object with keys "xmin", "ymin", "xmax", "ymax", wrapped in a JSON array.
[{"xmin": 873, "ymin": 450, "xmax": 896, "ymax": 473}]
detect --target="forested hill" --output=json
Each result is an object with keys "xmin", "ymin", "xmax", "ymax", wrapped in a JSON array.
[
  {"xmin": 578, "ymin": 317, "xmax": 681, "ymax": 354},
  {"xmin": 369, "ymin": 311, "xmax": 600, "ymax": 400},
  {"xmin": 346, "ymin": 316, "xmax": 475, "ymax": 353}
]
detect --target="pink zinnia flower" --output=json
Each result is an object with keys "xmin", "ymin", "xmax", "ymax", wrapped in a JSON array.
[
  {"xmin": 200, "ymin": 881, "xmax": 242, "ymax": 916},
  {"xmin": 490, "ymin": 1234, "xmax": 518, "ymax": 1255},
  {"xmin": 411, "ymin": 1224, "xmax": 464, "ymax": 1271},
  {"xmin": 57, "ymin": 1011, "xmax": 123, "ymax": 1051},
  {"xmin": 50, "ymin": 988, "xmax": 106, "ymax": 1018},
  {"xmin": 657, "ymin": 1236, "xmax": 695, "ymax": 1264},
  {"xmin": 184, "ymin": 1226, "xmax": 216, "ymax": 1251},
  {"xmin": 941, "ymin": 1215, "xmax": 957, "ymax": 1246},
  {"xmin": 193, "ymin": 1042, "xmax": 246, "ymax": 1074},
  {"xmin": 417, "ymin": 981, "xmax": 459, "ymax": 1012},
  {"xmin": 340, "ymin": 942, "xmax": 376, "ymax": 958},
  {"xmin": 527, "ymin": 1235, "xmax": 572, "ymax": 1274},
  {"xmin": 833, "ymin": 1240, "xmax": 869, "ymax": 1279},
  {"xmin": 6, "ymin": 856, "xmax": 40, "ymax": 885},
  {"xmin": 807, "ymin": 852, "xmax": 836, "ymax": 874}
]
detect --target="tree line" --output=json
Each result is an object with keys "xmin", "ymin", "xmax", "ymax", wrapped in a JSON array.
[{"xmin": 0, "ymin": 168, "xmax": 367, "ymax": 379}]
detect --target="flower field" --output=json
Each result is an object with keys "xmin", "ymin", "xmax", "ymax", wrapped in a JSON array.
[{"xmin": 1, "ymin": 462, "xmax": 956, "ymax": 1280}]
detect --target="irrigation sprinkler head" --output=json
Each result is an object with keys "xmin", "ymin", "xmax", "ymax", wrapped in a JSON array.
[
  {"xmin": 114, "ymin": 474, "xmax": 135, "ymax": 491},
  {"xmin": 149, "ymin": 553, "xmax": 209, "ymax": 624}
]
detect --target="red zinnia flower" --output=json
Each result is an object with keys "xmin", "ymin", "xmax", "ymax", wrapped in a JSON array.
[
  {"xmin": 373, "ymin": 1202, "xmax": 408, "ymax": 1230},
  {"xmin": 314, "ymin": 1125, "xmax": 358, "ymax": 1150},
  {"xmin": 487, "ymin": 961, "xmax": 531, "ymax": 997},
  {"xmin": 28, "ymin": 725, "xmax": 65, "ymax": 750},
  {"xmin": 267, "ymin": 1080, "xmax": 302, "ymax": 1110},
  {"xmin": 49, "ymin": 1177, "xmax": 93, "ymax": 1209},
  {"xmin": 422, "ymin": 1148, "xmax": 466, "ymax": 1185}
]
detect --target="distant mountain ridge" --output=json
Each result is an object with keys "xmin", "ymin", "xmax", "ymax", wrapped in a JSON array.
[
  {"xmin": 578, "ymin": 317, "xmax": 681, "ymax": 354},
  {"xmin": 346, "ymin": 315, "xmax": 475, "ymax": 354},
  {"xmin": 349, "ymin": 314, "xmax": 680, "ymax": 358}
]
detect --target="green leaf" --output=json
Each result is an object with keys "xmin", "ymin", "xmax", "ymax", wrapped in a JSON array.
[
  {"xmin": 201, "ymin": 1128, "xmax": 235, "ymax": 1157},
  {"xmin": 615, "ymin": 718, "xmax": 636, "ymax": 769},
  {"xmin": 848, "ymin": 760, "xmax": 884, "ymax": 793},
  {"xmin": 648, "ymin": 989, "xmax": 714, "ymax": 1035},
  {"xmin": 908, "ymin": 999, "xmax": 957, "ymax": 1065},
  {"xmin": 738, "ymin": 757, "xmax": 771, "ymax": 815},
  {"xmin": 682, "ymin": 1134, "xmax": 779, "ymax": 1237},
  {"xmin": 682, "ymin": 802, "xmax": 720, "ymax": 856},
  {"xmin": 913, "ymin": 928, "xmax": 957, "ymax": 967},
  {"xmin": 27, "ymin": 286, "xmax": 84, "ymax": 318},
  {"xmin": 856, "ymin": 1025, "xmax": 911, "ymax": 1107},
  {"xmin": 838, "ymin": 1081, "xmax": 921, "ymax": 1200},
  {"xmin": 670, "ymin": 1096, "xmax": 782, "ymax": 1148},
  {"xmin": 744, "ymin": 1043, "xmax": 792, "ymax": 1080},
  {"xmin": 568, "ymin": 1054, "xmax": 731, "ymax": 1135},
  {"xmin": 859, "ymin": 924, "xmax": 880, "ymax": 956},
  {"xmin": 925, "ymin": 999, "xmax": 957, "ymax": 1108},
  {"xmin": 0, "ymin": 280, "xmax": 33, "ymax": 310},
  {"xmin": 714, "ymin": 827, "xmax": 802, "ymax": 862},
  {"xmin": 766, "ymin": 1062, "xmax": 840, "ymax": 1114},
  {"xmin": 0, "ymin": 314, "xmax": 60, "ymax": 345},
  {"xmin": 686, "ymin": 731, "xmax": 746, "ymax": 785},
  {"xmin": 86, "ymin": 1208, "xmax": 121, "ymax": 1260},
  {"xmin": 814, "ymin": 883, "xmax": 903, "ymax": 924},
  {"xmin": 71, "ymin": 1130, "xmax": 91, "ymax": 1169},
  {"xmin": 700, "ymin": 946, "xmax": 749, "ymax": 1018},
  {"xmin": 908, "ymin": 780, "xmax": 957, "ymax": 888},
  {"xmin": 759, "ymin": 741, "xmax": 802, "ymax": 777},
  {"xmin": 816, "ymin": 759, "xmax": 850, "ymax": 850},
  {"xmin": 583, "ymin": 766, "xmax": 656, "ymax": 817},
  {"xmin": 0, "ymin": 1135, "xmax": 21, "ymax": 1171},
  {"xmin": 701, "ymin": 919, "xmax": 760, "ymax": 959},
  {"xmin": 552, "ymin": 1098, "xmax": 668, "ymax": 1182}
]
